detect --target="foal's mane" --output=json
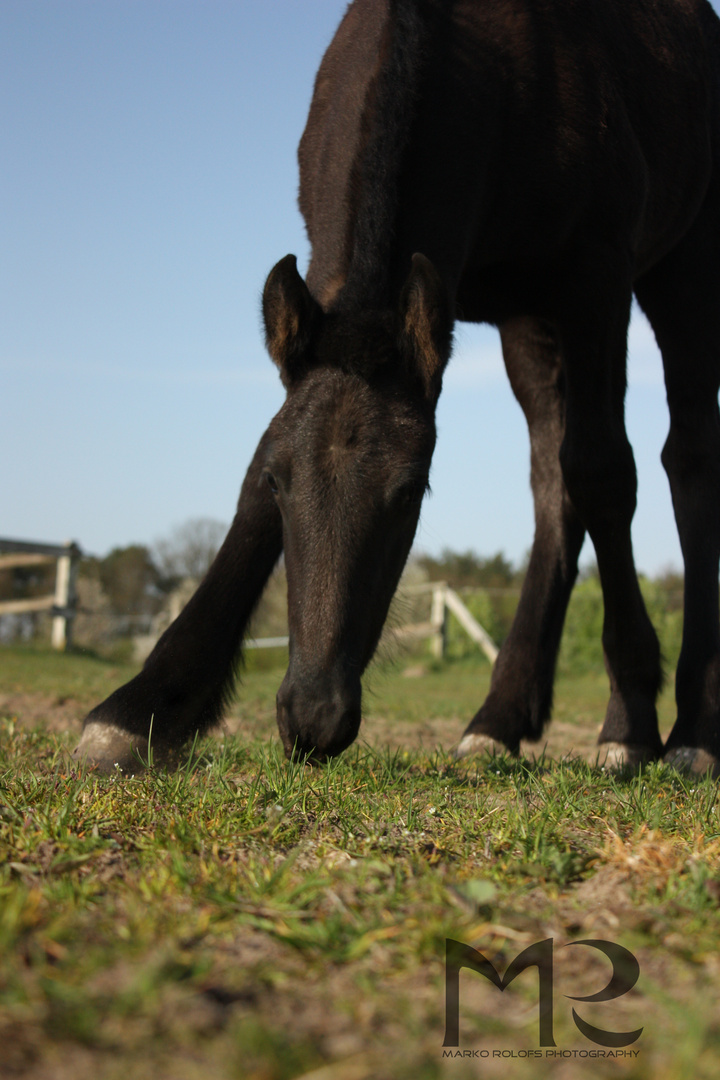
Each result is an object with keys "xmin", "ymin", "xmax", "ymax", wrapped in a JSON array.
[{"xmin": 339, "ymin": 0, "xmax": 440, "ymax": 310}]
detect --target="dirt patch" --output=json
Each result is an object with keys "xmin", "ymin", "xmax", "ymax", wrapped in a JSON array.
[
  {"xmin": 0, "ymin": 692, "xmax": 85, "ymax": 735},
  {"xmin": 360, "ymin": 712, "xmax": 603, "ymax": 762},
  {"xmin": 4, "ymin": 688, "xmax": 618, "ymax": 767}
]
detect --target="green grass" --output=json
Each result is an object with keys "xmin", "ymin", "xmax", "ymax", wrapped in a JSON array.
[
  {"xmin": 1, "ymin": 647, "xmax": 719, "ymax": 1078},
  {"xmin": 0, "ymin": 641, "xmax": 140, "ymax": 702}
]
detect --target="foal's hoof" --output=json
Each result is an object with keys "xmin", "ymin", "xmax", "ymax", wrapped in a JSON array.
[
  {"xmin": 454, "ymin": 732, "xmax": 515, "ymax": 761},
  {"xmin": 73, "ymin": 722, "xmax": 152, "ymax": 775},
  {"xmin": 664, "ymin": 746, "xmax": 720, "ymax": 779},
  {"xmin": 595, "ymin": 742, "xmax": 656, "ymax": 770}
]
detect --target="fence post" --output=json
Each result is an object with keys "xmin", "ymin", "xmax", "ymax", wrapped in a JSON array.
[
  {"xmin": 51, "ymin": 542, "xmax": 80, "ymax": 651},
  {"xmin": 430, "ymin": 582, "xmax": 448, "ymax": 659},
  {"xmin": 443, "ymin": 587, "xmax": 499, "ymax": 664}
]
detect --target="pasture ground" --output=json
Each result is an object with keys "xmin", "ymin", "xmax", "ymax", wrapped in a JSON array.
[{"xmin": 1, "ymin": 644, "xmax": 720, "ymax": 1079}]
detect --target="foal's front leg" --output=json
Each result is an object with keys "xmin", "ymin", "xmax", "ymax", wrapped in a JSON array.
[
  {"xmin": 74, "ymin": 431, "xmax": 283, "ymax": 772},
  {"xmin": 457, "ymin": 317, "xmax": 586, "ymax": 757}
]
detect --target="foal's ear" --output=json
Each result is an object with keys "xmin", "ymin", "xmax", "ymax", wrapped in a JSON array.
[
  {"xmin": 399, "ymin": 254, "xmax": 453, "ymax": 402},
  {"xmin": 263, "ymin": 255, "xmax": 320, "ymax": 386}
]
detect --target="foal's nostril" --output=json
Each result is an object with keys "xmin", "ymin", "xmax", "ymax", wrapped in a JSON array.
[{"xmin": 275, "ymin": 671, "xmax": 362, "ymax": 760}]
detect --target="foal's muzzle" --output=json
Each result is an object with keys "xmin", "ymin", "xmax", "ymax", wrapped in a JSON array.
[{"xmin": 276, "ymin": 670, "xmax": 362, "ymax": 761}]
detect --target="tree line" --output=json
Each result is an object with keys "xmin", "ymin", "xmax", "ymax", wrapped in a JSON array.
[
  {"xmin": 0, "ymin": 519, "xmax": 227, "ymax": 644},
  {"xmin": 1, "ymin": 531, "xmax": 686, "ymax": 674}
]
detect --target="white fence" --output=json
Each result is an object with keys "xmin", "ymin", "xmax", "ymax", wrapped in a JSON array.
[
  {"xmin": 242, "ymin": 580, "xmax": 498, "ymax": 663},
  {"xmin": 0, "ymin": 538, "xmax": 82, "ymax": 650},
  {"xmin": 390, "ymin": 580, "xmax": 499, "ymax": 663}
]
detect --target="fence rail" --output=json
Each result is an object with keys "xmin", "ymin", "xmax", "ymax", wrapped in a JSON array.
[
  {"xmin": 398, "ymin": 580, "xmax": 499, "ymax": 663},
  {"xmin": 0, "ymin": 538, "xmax": 82, "ymax": 650},
  {"xmin": 244, "ymin": 636, "xmax": 290, "ymax": 650},
  {"xmin": 239, "ymin": 581, "xmax": 498, "ymax": 663}
]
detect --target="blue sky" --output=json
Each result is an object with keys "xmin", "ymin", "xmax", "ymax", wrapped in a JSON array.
[{"xmin": 3, "ymin": 1, "xmax": 718, "ymax": 575}]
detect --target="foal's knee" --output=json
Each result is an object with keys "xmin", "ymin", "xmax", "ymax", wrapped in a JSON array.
[
  {"xmin": 559, "ymin": 432, "xmax": 637, "ymax": 536},
  {"xmin": 661, "ymin": 409, "xmax": 720, "ymax": 493}
]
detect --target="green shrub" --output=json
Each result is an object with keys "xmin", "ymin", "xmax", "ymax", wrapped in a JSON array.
[{"xmin": 559, "ymin": 573, "xmax": 684, "ymax": 676}]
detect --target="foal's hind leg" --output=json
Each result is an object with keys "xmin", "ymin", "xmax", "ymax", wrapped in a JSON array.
[
  {"xmin": 635, "ymin": 184, "xmax": 720, "ymax": 774},
  {"xmin": 457, "ymin": 317, "xmax": 586, "ymax": 757},
  {"xmin": 557, "ymin": 264, "xmax": 664, "ymax": 763},
  {"xmin": 74, "ymin": 431, "xmax": 283, "ymax": 772}
]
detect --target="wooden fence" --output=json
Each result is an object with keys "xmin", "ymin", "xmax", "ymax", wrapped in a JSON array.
[
  {"xmin": 0, "ymin": 542, "xmax": 498, "ymax": 663},
  {"xmin": 391, "ymin": 580, "xmax": 499, "ymax": 663},
  {"xmin": 0, "ymin": 538, "xmax": 82, "ymax": 650}
]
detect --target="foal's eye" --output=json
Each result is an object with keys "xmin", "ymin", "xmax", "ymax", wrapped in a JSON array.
[
  {"xmin": 266, "ymin": 472, "xmax": 279, "ymax": 496},
  {"xmin": 398, "ymin": 482, "xmax": 426, "ymax": 507}
]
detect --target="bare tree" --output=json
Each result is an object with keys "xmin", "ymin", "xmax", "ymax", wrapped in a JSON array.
[{"xmin": 153, "ymin": 518, "xmax": 228, "ymax": 586}]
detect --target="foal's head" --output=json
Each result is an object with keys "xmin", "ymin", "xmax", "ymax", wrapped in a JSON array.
[{"xmin": 261, "ymin": 254, "xmax": 452, "ymax": 759}]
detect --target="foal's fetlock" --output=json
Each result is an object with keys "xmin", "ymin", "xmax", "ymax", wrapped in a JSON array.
[
  {"xmin": 597, "ymin": 690, "xmax": 663, "ymax": 759},
  {"xmin": 454, "ymin": 731, "xmax": 519, "ymax": 761},
  {"xmin": 663, "ymin": 745, "xmax": 720, "ymax": 779},
  {"xmin": 73, "ymin": 721, "xmax": 150, "ymax": 775},
  {"xmin": 73, "ymin": 719, "xmax": 182, "ymax": 775},
  {"xmin": 595, "ymin": 741, "xmax": 659, "ymax": 770}
]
